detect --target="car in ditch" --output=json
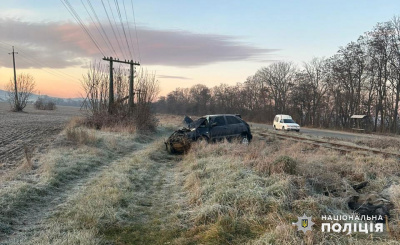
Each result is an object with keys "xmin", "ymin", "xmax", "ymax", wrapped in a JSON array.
[
  {"xmin": 165, "ymin": 114, "xmax": 253, "ymax": 154},
  {"xmin": 273, "ymin": 114, "xmax": 300, "ymax": 132}
]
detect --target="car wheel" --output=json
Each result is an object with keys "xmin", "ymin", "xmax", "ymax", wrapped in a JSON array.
[
  {"xmin": 240, "ymin": 134, "xmax": 250, "ymax": 145},
  {"xmin": 166, "ymin": 143, "xmax": 175, "ymax": 154},
  {"xmin": 274, "ymin": 125, "xmax": 277, "ymax": 130},
  {"xmin": 198, "ymin": 136, "xmax": 209, "ymax": 143},
  {"xmin": 296, "ymin": 130, "xmax": 300, "ymax": 132}
]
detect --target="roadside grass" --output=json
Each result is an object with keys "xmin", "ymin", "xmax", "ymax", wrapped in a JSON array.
[
  {"xmin": 177, "ymin": 138, "xmax": 400, "ymax": 244},
  {"xmin": 252, "ymin": 126, "xmax": 400, "ymax": 156},
  {"xmin": 355, "ymin": 137, "xmax": 400, "ymax": 153},
  {"xmin": 2, "ymin": 113, "xmax": 400, "ymax": 244}
]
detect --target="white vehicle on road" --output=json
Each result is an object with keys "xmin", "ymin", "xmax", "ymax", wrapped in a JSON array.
[{"xmin": 273, "ymin": 114, "xmax": 300, "ymax": 132}]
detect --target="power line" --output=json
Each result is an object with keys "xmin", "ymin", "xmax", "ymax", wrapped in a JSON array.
[
  {"xmin": 131, "ymin": 0, "xmax": 141, "ymax": 62},
  {"xmin": 122, "ymin": 0, "xmax": 136, "ymax": 59},
  {"xmin": 60, "ymin": 0, "xmax": 106, "ymax": 57},
  {"xmin": 107, "ymin": 0, "xmax": 128, "ymax": 59},
  {"xmin": 80, "ymin": 0, "xmax": 114, "ymax": 57},
  {"xmin": 101, "ymin": 0, "xmax": 127, "ymax": 59},
  {"xmin": 0, "ymin": 41, "xmax": 80, "ymax": 82},
  {"xmin": 86, "ymin": 0, "xmax": 118, "ymax": 57},
  {"xmin": 18, "ymin": 53, "xmax": 81, "ymax": 86},
  {"xmin": 0, "ymin": 43, "xmax": 10, "ymax": 52},
  {"xmin": 19, "ymin": 53, "xmax": 81, "ymax": 83},
  {"xmin": 114, "ymin": 0, "xmax": 133, "ymax": 59},
  {"xmin": 63, "ymin": 0, "xmax": 106, "ymax": 57}
]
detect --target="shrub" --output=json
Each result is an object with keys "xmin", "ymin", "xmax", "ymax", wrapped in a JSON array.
[
  {"xmin": 83, "ymin": 104, "xmax": 158, "ymax": 133},
  {"xmin": 270, "ymin": 156, "xmax": 297, "ymax": 175},
  {"xmin": 80, "ymin": 63, "xmax": 159, "ymax": 133},
  {"xmin": 34, "ymin": 97, "xmax": 56, "ymax": 110}
]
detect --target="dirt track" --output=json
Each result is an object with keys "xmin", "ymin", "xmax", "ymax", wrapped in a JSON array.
[{"xmin": 0, "ymin": 102, "xmax": 81, "ymax": 173}]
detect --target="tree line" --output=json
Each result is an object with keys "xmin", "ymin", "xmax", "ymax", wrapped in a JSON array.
[{"xmin": 154, "ymin": 17, "xmax": 400, "ymax": 133}]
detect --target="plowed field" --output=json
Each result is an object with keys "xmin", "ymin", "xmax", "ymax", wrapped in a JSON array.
[{"xmin": 0, "ymin": 102, "xmax": 81, "ymax": 174}]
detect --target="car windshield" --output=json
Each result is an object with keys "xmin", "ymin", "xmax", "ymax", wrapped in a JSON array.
[
  {"xmin": 191, "ymin": 118, "xmax": 207, "ymax": 128},
  {"xmin": 283, "ymin": 119, "xmax": 295, "ymax": 123}
]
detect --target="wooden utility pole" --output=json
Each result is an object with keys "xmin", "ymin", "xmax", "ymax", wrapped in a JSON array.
[
  {"xmin": 129, "ymin": 62, "xmax": 134, "ymax": 111},
  {"xmin": 9, "ymin": 46, "xmax": 19, "ymax": 108},
  {"xmin": 102, "ymin": 57, "xmax": 140, "ymax": 114},
  {"xmin": 108, "ymin": 57, "xmax": 114, "ymax": 113}
]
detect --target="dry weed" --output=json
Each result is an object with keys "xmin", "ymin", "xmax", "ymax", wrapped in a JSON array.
[
  {"xmin": 65, "ymin": 127, "xmax": 97, "ymax": 145},
  {"xmin": 356, "ymin": 137, "xmax": 400, "ymax": 152},
  {"xmin": 22, "ymin": 144, "xmax": 34, "ymax": 170},
  {"xmin": 178, "ymin": 137, "xmax": 400, "ymax": 244},
  {"xmin": 66, "ymin": 116, "xmax": 84, "ymax": 129}
]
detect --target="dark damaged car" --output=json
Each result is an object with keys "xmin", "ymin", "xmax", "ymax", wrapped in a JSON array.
[{"xmin": 165, "ymin": 114, "xmax": 253, "ymax": 154}]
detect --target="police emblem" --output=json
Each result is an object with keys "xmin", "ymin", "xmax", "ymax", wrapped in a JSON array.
[
  {"xmin": 293, "ymin": 214, "xmax": 314, "ymax": 233},
  {"xmin": 302, "ymin": 219, "xmax": 308, "ymax": 228}
]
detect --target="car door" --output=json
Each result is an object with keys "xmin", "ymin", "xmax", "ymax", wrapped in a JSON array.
[
  {"xmin": 209, "ymin": 116, "xmax": 229, "ymax": 141},
  {"xmin": 276, "ymin": 116, "xmax": 283, "ymax": 129},
  {"xmin": 225, "ymin": 115, "xmax": 244, "ymax": 138}
]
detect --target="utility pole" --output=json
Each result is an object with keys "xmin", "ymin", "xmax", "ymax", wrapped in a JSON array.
[
  {"xmin": 102, "ymin": 57, "xmax": 140, "ymax": 114},
  {"xmin": 129, "ymin": 62, "xmax": 134, "ymax": 111},
  {"xmin": 108, "ymin": 57, "xmax": 114, "ymax": 113},
  {"xmin": 9, "ymin": 46, "xmax": 19, "ymax": 109}
]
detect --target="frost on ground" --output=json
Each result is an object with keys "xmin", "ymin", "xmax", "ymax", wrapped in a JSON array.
[
  {"xmin": 1, "ymin": 114, "xmax": 400, "ymax": 244},
  {"xmin": 0, "ymin": 102, "xmax": 81, "ymax": 173}
]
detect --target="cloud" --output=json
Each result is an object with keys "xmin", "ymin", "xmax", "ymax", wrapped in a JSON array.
[
  {"xmin": 138, "ymin": 28, "xmax": 278, "ymax": 66},
  {"xmin": 157, "ymin": 74, "xmax": 192, "ymax": 80},
  {"xmin": 0, "ymin": 8, "xmax": 38, "ymax": 19},
  {"xmin": 0, "ymin": 18, "xmax": 278, "ymax": 69}
]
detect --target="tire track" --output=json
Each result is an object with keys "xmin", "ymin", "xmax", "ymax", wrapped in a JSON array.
[{"xmin": 1, "ymin": 136, "xmax": 158, "ymax": 244}]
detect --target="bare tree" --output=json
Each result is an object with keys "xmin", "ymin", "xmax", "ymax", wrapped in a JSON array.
[
  {"xmin": 6, "ymin": 73, "xmax": 35, "ymax": 112},
  {"xmin": 154, "ymin": 15, "xmax": 400, "ymax": 133},
  {"xmin": 256, "ymin": 62, "xmax": 296, "ymax": 114},
  {"xmin": 389, "ymin": 16, "xmax": 400, "ymax": 133},
  {"xmin": 189, "ymin": 84, "xmax": 210, "ymax": 115},
  {"xmin": 81, "ymin": 61, "xmax": 109, "ymax": 115},
  {"xmin": 135, "ymin": 68, "xmax": 160, "ymax": 105},
  {"xmin": 302, "ymin": 57, "xmax": 329, "ymax": 126},
  {"xmin": 367, "ymin": 22, "xmax": 393, "ymax": 132}
]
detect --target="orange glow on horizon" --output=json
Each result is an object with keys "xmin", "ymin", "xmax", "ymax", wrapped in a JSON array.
[
  {"xmin": 0, "ymin": 67, "xmax": 84, "ymax": 98},
  {"xmin": 1, "ymin": 61, "xmax": 258, "ymax": 99}
]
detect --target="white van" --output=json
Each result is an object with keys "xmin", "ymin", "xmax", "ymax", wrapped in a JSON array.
[{"xmin": 273, "ymin": 114, "xmax": 300, "ymax": 132}]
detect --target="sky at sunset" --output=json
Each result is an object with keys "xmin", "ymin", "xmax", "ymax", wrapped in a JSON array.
[{"xmin": 1, "ymin": 0, "xmax": 400, "ymax": 98}]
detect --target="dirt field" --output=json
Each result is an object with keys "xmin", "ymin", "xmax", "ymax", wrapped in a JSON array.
[{"xmin": 0, "ymin": 102, "xmax": 81, "ymax": 174}]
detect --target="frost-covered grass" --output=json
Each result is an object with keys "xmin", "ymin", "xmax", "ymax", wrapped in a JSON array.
[
  {"xmin": 2, "ymin": 114, "xmax": 400, "ymax": 244},
  {"xmin": 176, "ymin": 139, "xmax": 400, "ymax": 244}
]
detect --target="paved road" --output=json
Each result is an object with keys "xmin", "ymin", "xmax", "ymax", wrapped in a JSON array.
[{"xmin": 250, "ymin": 123, "xmax": 376, "ymax": 141}]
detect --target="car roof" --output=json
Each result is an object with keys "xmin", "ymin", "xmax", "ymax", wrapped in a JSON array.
[{"xmin": 202, "ymin": 114, "xmax": 239, "ymax": 117}]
